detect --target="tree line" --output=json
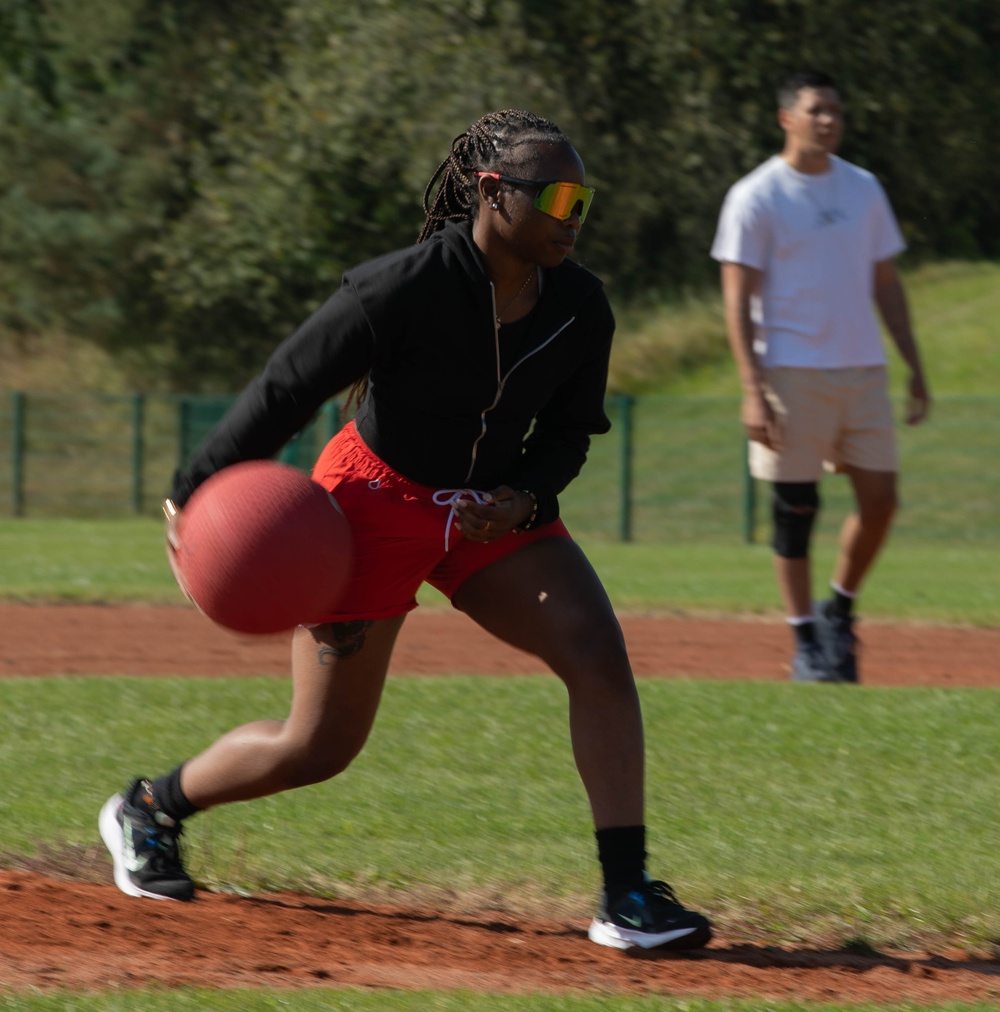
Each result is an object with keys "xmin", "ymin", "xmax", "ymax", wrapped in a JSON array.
[{"xmin": 2, "ymin": 0, "xmax": 998, "ymax": 390}]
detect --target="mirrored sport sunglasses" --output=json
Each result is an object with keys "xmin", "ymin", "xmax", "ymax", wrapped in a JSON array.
[{"xmin": 475, "ymin": 171, "xmax": 596, "ymax": 224}]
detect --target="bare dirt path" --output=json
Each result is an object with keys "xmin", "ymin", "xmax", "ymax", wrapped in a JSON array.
[
  {"xmin": 1, "ymin": 603, "xmax": 998, "ymax": 1002},
  {"xmin": 3, "ymin": 602, "xmax": 998, "ymax": 686}
]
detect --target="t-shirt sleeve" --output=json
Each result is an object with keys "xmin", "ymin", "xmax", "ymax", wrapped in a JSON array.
[
  {"xmin": 870, "ymin": 180, "xmax": 906, "ymax": 262},
  {"xmin": 710, "ymin": 182, "xmax": 769, "ymax": 270}
]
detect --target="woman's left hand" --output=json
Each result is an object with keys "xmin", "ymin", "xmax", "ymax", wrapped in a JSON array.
[{"xmin": 453, "ymin": 486, "xmax": 533, "ymax": 541}]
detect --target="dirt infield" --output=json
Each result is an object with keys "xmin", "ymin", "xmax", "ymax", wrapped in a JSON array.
[
  {"xmin": 4, "ymin": 602, "xmax": 999, "ymax": 685},
  {"xmin": 1, "ymin": 603, "xmax": 998, "ymax": 1002}
]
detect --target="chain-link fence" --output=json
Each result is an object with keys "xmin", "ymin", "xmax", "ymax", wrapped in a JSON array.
[{"xmin": 1, "ymin": 390, "xmax": 996, "ymax": 544}]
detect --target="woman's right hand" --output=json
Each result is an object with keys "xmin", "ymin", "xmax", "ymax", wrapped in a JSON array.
[{"xmin": 163, "ymin": 499, "xmax": 193, "ymax": 602}]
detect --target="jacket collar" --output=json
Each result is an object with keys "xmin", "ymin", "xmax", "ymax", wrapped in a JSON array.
[{"xmin": 431, "ymin": 218, "xmax": 604, "ymax": 308}]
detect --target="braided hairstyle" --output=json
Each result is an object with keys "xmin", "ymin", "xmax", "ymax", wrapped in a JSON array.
[
  {"xmin": 417, "ymin": 109, "xmax": 571, "ymax": 243},
  {"xmin": 347, "ymin": 111, "xmax": 569, "ymax": 413}
]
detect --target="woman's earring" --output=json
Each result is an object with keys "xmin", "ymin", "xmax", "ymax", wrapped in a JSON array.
[{"xmin": 491, "ymin": 202, "xmax": 499, "ymax": 210}]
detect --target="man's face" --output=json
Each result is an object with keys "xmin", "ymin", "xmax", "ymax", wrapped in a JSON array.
[{"xmin": 779, "ymin": 86, "xmax": 844, "ymax": 156}]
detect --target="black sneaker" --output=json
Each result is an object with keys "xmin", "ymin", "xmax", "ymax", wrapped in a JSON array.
[
  {"xmin": 99, "ymin": 779, "xmax": 195, "ymax": 901},
  {"xmin": 588, "ymin": 878, "xmax": 712, "ymax": 951},
  {"xmin": 790, "ymin": 640, "xmax": 836, "ymax": 682},
  {"xmin": 815, "ymin": 601, "xmax": 859, "ymax": 683}
]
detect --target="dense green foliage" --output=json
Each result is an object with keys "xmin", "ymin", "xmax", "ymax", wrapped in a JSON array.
[{"xmin": 2, "ymin": 0, "xmax": 999, "ymax": 389}]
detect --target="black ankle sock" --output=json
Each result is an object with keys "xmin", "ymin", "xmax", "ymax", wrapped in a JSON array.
[
  {"xmin": 793, "ymin": 620, "xmax": 817, "ymax": 646},
  {"xmin": 141, "ymin": 764, "xmax": 201, "ymax": 823},
  {"xmin": 595, "ymin": 825, "xmax": 646, "ymax": 899},
  {"xmin": 831, "ymin": 590, "xmax": 855, "ymax": 618}
]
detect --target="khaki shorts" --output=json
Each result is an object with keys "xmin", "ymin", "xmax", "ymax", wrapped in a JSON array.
[{"xmin": 749, "ymin": 366, "xmax": 899, "ymax": 482}]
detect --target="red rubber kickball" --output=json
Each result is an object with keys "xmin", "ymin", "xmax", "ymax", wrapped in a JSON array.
[{"xmin": 171, "ymin": 460, "xmax": 353, "ymax": 635}]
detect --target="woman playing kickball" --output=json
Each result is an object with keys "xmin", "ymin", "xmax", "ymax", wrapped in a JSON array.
[{"xmin": 99, "ymin": 108, "xmax": 712, "ymax": 952}]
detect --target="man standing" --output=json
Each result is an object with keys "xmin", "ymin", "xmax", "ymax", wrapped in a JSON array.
[{"xmin": 711, "ymin": 70, "xmax": 930, "ymax": 682}]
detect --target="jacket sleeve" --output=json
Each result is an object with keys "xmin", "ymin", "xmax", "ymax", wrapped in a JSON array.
[
  {"xmin": 169, "ymin": 282, "xmax": 374, "ymax": 506},
  {"xmin": 509, "ymin": 295, "xmax": 614, "ymax": 525}
]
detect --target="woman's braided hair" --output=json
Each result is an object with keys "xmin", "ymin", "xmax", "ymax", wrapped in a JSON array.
[
  {"xmin": 346, "ymin": 111, "xmax": 569, "ymax": 413},
  {"xmin": 417, "ymin": 109, "xmax": 570, "ymax": 243}
]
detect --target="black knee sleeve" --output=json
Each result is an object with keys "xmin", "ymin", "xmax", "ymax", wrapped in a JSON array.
[{"xmin": 771, "ymin": 481, "xmax": 820, "ymax": 558}]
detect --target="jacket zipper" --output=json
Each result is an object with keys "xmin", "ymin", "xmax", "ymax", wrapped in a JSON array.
[{"xmin": 463, "ymin": 281, "xmax": 574, "ymax": 484}]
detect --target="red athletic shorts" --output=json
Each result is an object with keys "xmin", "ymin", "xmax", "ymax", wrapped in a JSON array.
[{"xmin": 309, "ymin": 421, "xmax": 571, "ymax": 622}]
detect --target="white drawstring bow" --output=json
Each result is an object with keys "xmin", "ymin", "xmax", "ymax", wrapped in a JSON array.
[{"xmin": 431, "ymin": 488, "xmax": 492, "ymax": 551}]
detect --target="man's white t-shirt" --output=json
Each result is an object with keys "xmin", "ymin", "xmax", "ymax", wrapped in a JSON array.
[{"xmin": 711, "ymin": 155, "xmax": 905, "ymax": 368}]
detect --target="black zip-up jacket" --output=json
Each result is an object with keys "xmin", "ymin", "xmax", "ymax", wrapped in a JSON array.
[{"xmin": 170, "ymin": 219, "xmax": 614, "ymax": 526}]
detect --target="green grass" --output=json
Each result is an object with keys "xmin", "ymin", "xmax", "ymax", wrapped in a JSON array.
[
  {"xmin": 610, "ymin": 260, "xmax": 1000, "ymax": 398},
  {"xmin": 0, "ymin": 518, "xmax": 179, "ymax": 602},
  {"xmin": 588, "ymin": 263, "xmax": 1000, "ymax": 549},
  {"xmin": 583, "ymin": 540, "xmax": 1000, "ymax": 625},
  {"xmin": 1, "ymin": 262, "xmax": 998, "ymax": 1008},
  {"xmin": 3, "ymin": 262, "xmax": 998, "ymax": 400},
  {"xmin": 1, "ymin": 518, "xmax": 997, "ymax": 625},
  {"xmin": 556, "ymin": 391, "xmax": 1000, "ymax": 546},
  {"xmin": 4, "ymin": 263, "xmax": 999, "ymax": 544},
  {"xmin": 2, "ymin": 676, "xmax": 998, "ymax": 955}
]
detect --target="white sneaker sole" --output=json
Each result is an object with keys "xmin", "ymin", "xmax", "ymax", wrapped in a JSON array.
[
  {"xmin": 98, "ymin": 793, "xmax": 178, "ymax": 901},
  {"xmin": 587, "ymin": 917, "xmax": 699, "ymax": 950}
]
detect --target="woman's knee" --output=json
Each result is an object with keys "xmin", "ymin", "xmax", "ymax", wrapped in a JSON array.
[
  {"xmin": 274, "ymin": 736, "xmax": 364, "ymax": 789},
  {"xmin": 545, "ymin": 619, "xmax": 633, "ymax": 688}
]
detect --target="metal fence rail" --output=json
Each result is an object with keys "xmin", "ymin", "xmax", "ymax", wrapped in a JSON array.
[{"xmin": 1, "ymin": 390, "xmax": 997, "ymax": 544}]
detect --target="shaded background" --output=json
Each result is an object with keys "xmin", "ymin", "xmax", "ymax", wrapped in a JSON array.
[{"xmin": 2, "ymin": 0, "xmax": 998, "ymax": 390}]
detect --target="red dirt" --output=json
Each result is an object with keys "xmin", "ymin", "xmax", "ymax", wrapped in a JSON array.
[{"xmin": 1, "ymin": 602, "xmax": 998, "ymax": 1002}]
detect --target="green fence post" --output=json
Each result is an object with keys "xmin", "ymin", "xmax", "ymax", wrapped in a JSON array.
[
  {"xmin": 130, "ymin": 393, "xmax": 145, "ymax": 514},
  {"xmin": 742, "ymin": 440, "xmax": 756, "ymax": 543},
  {"xmin": 11, "ymin": 391, "xmax": 26, "ymax": 517},
  {"xmin": 618, "ymin": 394, "xmax": 635, "ymax": 543}
]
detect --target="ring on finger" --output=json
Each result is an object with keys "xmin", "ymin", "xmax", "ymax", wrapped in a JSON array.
[{"xmin": 483, "ymin": 521, "xmax": 492, "ymax": 534}]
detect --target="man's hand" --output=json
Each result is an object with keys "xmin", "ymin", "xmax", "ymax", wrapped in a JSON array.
[
  {"xmin": 905, "ymin": 371, "xmax": 931, "ymax": 426},
  {"xmin": 742, "ymin": 389, "xmax": 783, "ymax": 451}
]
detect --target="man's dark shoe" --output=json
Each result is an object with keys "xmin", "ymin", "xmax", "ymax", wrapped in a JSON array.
[
  {"xmin": 815, "ymin": 600, "xmax": 860, "ymax": 683},
  {"xmin": 790, "ymin": 640, "xmax": 838, "ymax": 682}
]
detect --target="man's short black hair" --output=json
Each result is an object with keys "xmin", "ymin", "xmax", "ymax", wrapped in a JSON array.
[{"xmin": 778, "ymin": 70, "xmax": 839, "ymax": 109}]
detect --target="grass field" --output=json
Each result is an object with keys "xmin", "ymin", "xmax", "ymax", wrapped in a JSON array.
[
  {"xmin": 0, "ymin": 522, "xmax": 998, "ymax": 1009},
  {"xmin": 611, "ymin": 260, "xmax": 1000, "ymax": 399},
  {"xmin": 1, "ymin": 517, "xmax": 997, "ymax": 625},
  {"xmin": 3, "ymin": 263, "xmax": 999, "ymax": 543},
  {"xmin": 1, "ymin": 262, "xmax": 998, "ymax": 1008},
  {"xmin": 3, "ymin": 674, "xmax": 997, "ymax": 954}
]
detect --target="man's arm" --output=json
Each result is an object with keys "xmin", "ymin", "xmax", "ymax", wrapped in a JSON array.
[
  {"xmin": 873, "ymin": 258, "xmax": 931, "ymax": 425},
  {"xmin": 719, "ymin": 261, "xmax": 781, "ymax": 449}
]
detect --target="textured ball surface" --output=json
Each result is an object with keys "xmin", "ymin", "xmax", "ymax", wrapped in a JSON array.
[{"xmin": 173, "ymin": 460, "xmax": 353, "ymax": 634}]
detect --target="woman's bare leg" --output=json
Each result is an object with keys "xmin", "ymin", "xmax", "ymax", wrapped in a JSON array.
[
  {"xmin": 453, "ymin": 539, "xmax": 643, "ymax": 829},
  {"xmin": 180, "ymin": 615, "xmax": 406, "ymax": 808}
]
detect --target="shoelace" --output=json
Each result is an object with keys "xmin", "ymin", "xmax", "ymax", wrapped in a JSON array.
[
  {"xmin": 431, "ymin": 488, "xmax": 492, "ymax": 552},
  {"xmin": 642, "ymin": 880, "xmax": 683, "ymax": 910}
]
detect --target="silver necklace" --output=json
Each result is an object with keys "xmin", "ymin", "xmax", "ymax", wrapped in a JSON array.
[
  {"xmin": 495, "ymin": 269, "xmax": 536, "ymax": 325},
  {"xmin": 801, "ymin": 167, "xmax": 844, "ymax": 228}
]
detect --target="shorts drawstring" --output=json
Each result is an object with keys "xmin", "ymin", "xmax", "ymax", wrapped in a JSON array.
[{"xmin": 432, "ymin": 488, "xmax": 491, "ymax": 552}]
